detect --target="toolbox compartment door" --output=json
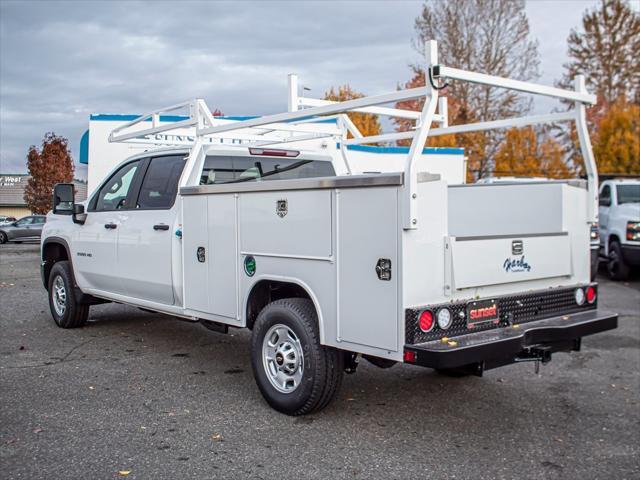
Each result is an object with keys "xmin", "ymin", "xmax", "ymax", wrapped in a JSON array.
[{"xmin": 450, "ymin": 233, "xmax": 572, "ymax": 289}]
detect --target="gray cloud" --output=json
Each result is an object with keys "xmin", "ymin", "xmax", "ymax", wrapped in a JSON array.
[{"xmin": 1, "ymin": 0, "xmax": 601, "ymax": 178}]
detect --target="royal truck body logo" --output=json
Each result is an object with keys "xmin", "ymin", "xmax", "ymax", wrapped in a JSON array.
[
  {"xmin": 503, "ymin": 256, "xmax": 532, "ymax": 273},
  {"xmin": 276, "ymin": 199, "xmax": 288, "ymax": 218}
]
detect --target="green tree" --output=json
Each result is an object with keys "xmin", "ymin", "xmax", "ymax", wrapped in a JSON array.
[{"xmin": 24, "ymin": 133, "xmax": 74, "ymax": 214}]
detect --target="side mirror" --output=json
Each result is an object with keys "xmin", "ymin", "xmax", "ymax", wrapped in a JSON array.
[{"xmin": 52, "ymin": 183, "xmax": 85, "ymax": 224}]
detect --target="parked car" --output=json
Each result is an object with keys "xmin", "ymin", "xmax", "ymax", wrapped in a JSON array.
[
  {"xmin": 599, "ymin": 179, "xmax": 640, "ymax": 280},
  {"xmin": 0, "ymin": 215, "xmax": 47, "ymax": 244},
  {"xmin": 0, "ymin": 215, "xmax": 17, "ymax": 226}
]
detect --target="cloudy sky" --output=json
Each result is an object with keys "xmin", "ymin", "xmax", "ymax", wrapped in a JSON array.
[{"xmin": 0, "ymin": 0, "xmax": 603, "ymax": 178}]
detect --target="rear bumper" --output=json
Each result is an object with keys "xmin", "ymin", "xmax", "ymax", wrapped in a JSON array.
[{"xmin": 404, "ymin": 309, "xmax": 617, "ymax": 370}]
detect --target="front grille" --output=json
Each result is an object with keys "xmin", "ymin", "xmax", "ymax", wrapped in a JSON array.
[{"xmin": 405, "ymin": 286, "xmax": 597, "ymax": 345}]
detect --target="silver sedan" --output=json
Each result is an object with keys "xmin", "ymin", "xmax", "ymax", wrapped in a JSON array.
[{"xmin": 0, "ymin": 215, "xmax": 47, "ymax": 244}]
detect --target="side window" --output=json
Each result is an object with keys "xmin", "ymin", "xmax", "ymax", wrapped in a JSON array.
[
  {"xmin": 15, "ymin": 217, "xmax": 33, "ymax": 226},
  {"xmin": 33, "ymin": 217, "xmax": 46, "ymax": 224},
  {"xmin": 599, "ymin": 185, "xmax": 611, "ymax": 207},
  {"xmin": 136, "ymin": 155, "xmax": 186, "ymax": 209},
  {"xmin": 94, "ymin": 161, "xmax": 140, "ymax": 212}
]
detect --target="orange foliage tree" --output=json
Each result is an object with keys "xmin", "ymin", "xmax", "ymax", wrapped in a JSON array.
[
  {"xmin": 394, "ymin": 68, "xmax": 490, "ymax": 182},
  {"xmin": 24, "ymin": 133, "xmax": 74, "ymax": 214},
  {"xmin": 494, "ymin": 127, "xmax": 572, "ymax": 179},
  {"xmin": 592, "ymin": 99, "xmax": 640, "ymax": 175},
  {"xmin": 324, "ymin": 85, "xmax": 382, "ymax": 137}
]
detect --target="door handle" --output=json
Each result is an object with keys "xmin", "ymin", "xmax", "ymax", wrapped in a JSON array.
[
  {"xmin": 153, "ymin": 224, "xmax": 170, "ymax": 231},
  {"xmin": 104, "ymin": 223, "xmax": 117, "ymax": 229}
]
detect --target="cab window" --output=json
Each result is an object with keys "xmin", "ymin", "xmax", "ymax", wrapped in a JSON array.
[
  {"xmin": 93, "ymin": 160, "xmax": 140, "ymax": 211},
  {"xmin": 136, "ymin": 155, "xmax": 186, "ymax": 209}
]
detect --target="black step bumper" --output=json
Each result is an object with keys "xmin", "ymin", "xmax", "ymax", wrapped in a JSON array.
[{"xmin": 404, "ymin": 309, "xmax": 617, "ymax": 370}]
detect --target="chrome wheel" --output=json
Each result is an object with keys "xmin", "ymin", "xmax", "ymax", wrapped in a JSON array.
[
  {"xmin": 52, "ymin": 275, "xmax": 67, "ymax": 316},
  {"xmin": 262, "ymin": 324, "xmax": 304, "ymax": 394}
]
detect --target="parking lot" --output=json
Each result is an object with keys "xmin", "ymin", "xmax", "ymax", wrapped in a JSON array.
[{"xmin": 0, "ymin": 243, "xmax": 638, "ymax": 479}]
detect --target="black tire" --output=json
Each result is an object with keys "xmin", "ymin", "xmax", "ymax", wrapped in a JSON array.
[
  {"xmin": 250, "ymin": 298, "xmax": 343, "ymax": 415},
  {"xmin": 608, "ymin": 241, "xmax": 630, "ymax": 281},
  {"xmin": 0, "ymin": 232, "xmax": 7, "ymax": 244},
  {"xmin": 48, "ymin": 260, "xmax": 89, "ymax": 328}
]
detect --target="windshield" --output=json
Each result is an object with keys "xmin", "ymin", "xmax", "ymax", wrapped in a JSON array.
[
  {"xmin": 617, "ymin": 184, "xmax": 640, "ymax": 205},
  {"xmin": 200, "ymin": 155, "xmax": 335, "ymax": 185}
]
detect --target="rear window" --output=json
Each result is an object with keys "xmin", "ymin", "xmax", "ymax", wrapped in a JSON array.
[{"xmin": 200, "ymin": 155, "xmax": 335, "ymax": 185}]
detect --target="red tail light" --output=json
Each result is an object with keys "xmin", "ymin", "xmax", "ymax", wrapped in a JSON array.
[
  {"xmin": 419, "ymin": 310, "xmax": 434, "ymax": 333},
  {"xmin": 249, "ymin": 147, "xmax": 299, "ymax": 157},
  {"xmin": 586, "ymin": 286, "xmax": 597, "ymax": 304},
  {"xmin": 404, "ymin": 350, "xmax": 417, "ymax": 363}
]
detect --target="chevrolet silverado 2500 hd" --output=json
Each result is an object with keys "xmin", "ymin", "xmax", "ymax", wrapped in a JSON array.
[{"xmin": 41, "ymin": 41, "xmax": 617, "ymax": 415}]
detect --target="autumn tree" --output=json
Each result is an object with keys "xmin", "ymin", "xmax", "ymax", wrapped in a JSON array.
[
  {"xmin": 396, "ymin": 0, "xmax": 540, "ymax": 180},
  {"xmin": 324, "ymin": 85, "xmax": 382, "ymax": 137},
  {"xmin": 558, "ymin": 0, "xmax": 639, "ymax": 173},
  {"xmin": 592, "ymin": 99, "xmax": 640, "ymax": 175},
  {"xmin": 559, "ymin": 0, "xmax": 639, "ymax": 104},
  {"xmin": 24, "ymin": 133, "xmax": 74, "ymax": 214},
  {"xmin": 494, "ymin": 127, "xmax": 572, "ymax": 179}
]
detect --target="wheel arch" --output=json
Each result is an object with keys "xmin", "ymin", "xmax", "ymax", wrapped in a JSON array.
[
  {"xmin": 244, "ymin": 276, "xmax": 325, "ymax": 341},
  {"xmin": 41, "ymin": 237, "xmax": 73, "ymax": 290}
]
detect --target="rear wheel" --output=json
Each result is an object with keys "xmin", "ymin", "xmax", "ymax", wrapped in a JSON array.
[
  {"xmin": 0, "ymin": 232, "xmax": 7, "ymax": 244},
  {"xmin": 250, "ymin": 298, "xmax": 343, "ymax": 415},
  {"xmin": 48, "ymin": 261, "xmax": 89, "ymax": 328},
  {"xmin": 608, "ymin": 241, "xmax": 630, "ymax": 281}
]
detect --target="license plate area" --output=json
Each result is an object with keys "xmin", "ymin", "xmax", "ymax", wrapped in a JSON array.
[{"xmin": 466, "ymin": 299, "xmax": 500, "ymax": 328}]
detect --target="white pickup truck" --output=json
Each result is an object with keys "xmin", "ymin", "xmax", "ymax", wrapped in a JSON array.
[
  {"xmin": 598, "ymin": 178, "xmax": 640, "ymax": 280},
  {"xmin": 41, "ymin": 42, "xmax": 617, "ymax": 415}
]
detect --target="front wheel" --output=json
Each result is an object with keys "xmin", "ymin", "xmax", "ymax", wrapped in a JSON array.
[
  {"xmin": 48, "ymin": 261, "xmax": 89, "ymax": 328},
  {"xmin": 0, "ymin": 232, "xmax": 7, "ymax": 244},
  {"xmin": 250, "ymin": 298, "xmax": 343, "ymax": 415},
  {"xmin": 608, "ymin": 241, "xmax": 630, "ymax": 281}
]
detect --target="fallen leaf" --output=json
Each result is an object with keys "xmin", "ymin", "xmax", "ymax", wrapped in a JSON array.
[
  {"xmin": 33, "ymin": 428, "xmax": 43, "ymax": 434},
  {"xmin": 118, "ymin": 470, "xmax": 131, "ymax": 476},
  {"xmin": 89, "ymin": 386, "xmax": 95, "ymax": 390},
  {"xmin": 211, "ymin": 434, "xmax": 223, "ymax": 441}
]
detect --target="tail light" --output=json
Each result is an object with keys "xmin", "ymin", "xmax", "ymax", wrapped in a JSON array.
[
  {"xmin": 419, "ymin": 310, "xmax": 434, "ymax": 333},
  {"xmin": 586, "ymin": 286, "xmax": 597, "ymax": 304},
  {"xmin": 574, "ymin": 288, "xmax": 585, "ymax": 306}
]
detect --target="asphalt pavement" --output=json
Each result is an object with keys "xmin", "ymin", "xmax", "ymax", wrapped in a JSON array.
[{"xmin": 1, "ymin": 243, "xmax": 638, "ymax": 479}]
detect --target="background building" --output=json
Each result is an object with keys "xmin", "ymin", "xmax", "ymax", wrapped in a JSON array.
[{"xmin": 0, "ymin": 174, "xmax": 87, "ymax": 218}]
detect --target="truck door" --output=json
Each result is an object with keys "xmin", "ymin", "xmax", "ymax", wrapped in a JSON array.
[
  {"xmin": 74, "ymin": 159, "xmax": 142, "ymax": 293},
  {"xmin": 114, "ymin": 155, "xmax": 186, "ymax": 305}
]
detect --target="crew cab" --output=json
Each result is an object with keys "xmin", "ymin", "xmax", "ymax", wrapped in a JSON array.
[
  {"xmin": 598, "ymin": 179, "xmax": 640, "ymax": 280},
  {"xmin": 40, "ymin": 43, "xmax": 617, "ymax": 415}
]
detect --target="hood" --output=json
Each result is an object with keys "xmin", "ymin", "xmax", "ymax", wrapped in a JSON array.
[{"xmin": 616, "ymin": 202, "xmax": 640, "ymax": 220}]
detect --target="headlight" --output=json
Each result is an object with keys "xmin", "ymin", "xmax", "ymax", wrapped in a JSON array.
[
  {"xmin": 627, "ymin": 221, "xmax": 640, "ymax": 241},
  {"xmin": 436, "ymin": 308, "xmax": 452, "ymax": 330}
]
